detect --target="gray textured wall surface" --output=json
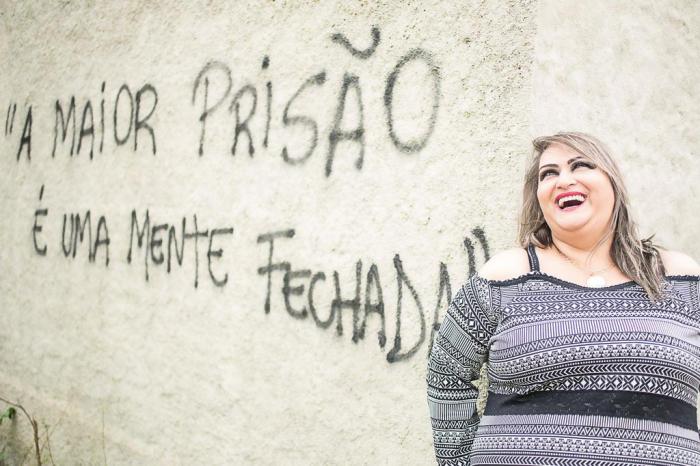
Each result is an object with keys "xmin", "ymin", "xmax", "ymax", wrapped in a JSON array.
[
  {"xmin": 0, "ymin": 1, "xmax": 697, "ymax": 464},
  {"xmin": 533, "ymin": 0, "xmax": 700, "ymax": 255}
]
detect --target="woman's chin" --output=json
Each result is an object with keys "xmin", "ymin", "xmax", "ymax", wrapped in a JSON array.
[{"xmin": 548, "ymin": 212, "xmax": 591, "ymax": 233}]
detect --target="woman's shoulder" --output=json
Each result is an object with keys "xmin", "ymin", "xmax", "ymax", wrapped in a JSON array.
[
  {"xmin": 659, "ymin": 249, "xmax": 700, "ymax": 276},
  {"xmin": 477, "ymin": 247, "xmax": 532, "ymax": 281}
]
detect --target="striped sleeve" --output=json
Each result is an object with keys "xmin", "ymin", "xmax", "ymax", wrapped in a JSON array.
[{"xmin": 426, "ymin": 274, "xmax": 500, "ymax": 466}]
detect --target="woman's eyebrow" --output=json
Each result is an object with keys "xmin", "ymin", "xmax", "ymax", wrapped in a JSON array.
[{"xmin": 538, "ymin": 157, "xmax": 584, "ymax": 171}]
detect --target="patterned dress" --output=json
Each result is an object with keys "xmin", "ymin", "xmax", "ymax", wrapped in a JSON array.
[{"xmin": 427, "ymin": 245, "xmax": 700, "ymax": 466}]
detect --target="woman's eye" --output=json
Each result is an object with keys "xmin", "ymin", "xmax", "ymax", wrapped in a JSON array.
[
  {"xmin": 572, "ymin": 161, "xmax": 595, "ymax": 170},
  {"xmin": 539, "ymin": 170, "xmax": 556, "ymax": 181}
]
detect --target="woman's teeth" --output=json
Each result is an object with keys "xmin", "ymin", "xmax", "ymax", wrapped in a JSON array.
[{"xmin": 557, "ymin": 194, "xmax": 585, "ymax": 209}]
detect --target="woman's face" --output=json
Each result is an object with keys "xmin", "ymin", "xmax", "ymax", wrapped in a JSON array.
[{"xmin": 536, "ymin": 143, "xmax": 615, "ymax": 241}]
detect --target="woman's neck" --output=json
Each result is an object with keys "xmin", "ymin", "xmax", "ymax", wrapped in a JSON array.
[{"xmin": 550, "ymin": 234, "xmax": 615, "ymax": 270}]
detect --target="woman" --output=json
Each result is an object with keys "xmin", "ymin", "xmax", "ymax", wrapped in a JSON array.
[{"xmin": 426, "ymin": 132, "xmax": 700, "ymax": 465}]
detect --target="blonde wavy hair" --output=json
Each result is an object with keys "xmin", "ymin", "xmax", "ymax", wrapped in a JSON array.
[{"xmin": 517, "ymin": 131, "xmax": 667, "ymax": 301}]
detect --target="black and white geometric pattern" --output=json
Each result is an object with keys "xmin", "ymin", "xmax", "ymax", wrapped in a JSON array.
[{"xmin": 427, "ymin": 246, "xmax": 700, "ymax": 466}]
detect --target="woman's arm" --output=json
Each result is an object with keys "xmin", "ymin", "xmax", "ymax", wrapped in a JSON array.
[
  {"xmin": 426, "ymin": 274, "xmax": 499, "ymax": 465},
  {"xmin": 659, "ymin": 249, "xmax": 700, "ymax": 276}
]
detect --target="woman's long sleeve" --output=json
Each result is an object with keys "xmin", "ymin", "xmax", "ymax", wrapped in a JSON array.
[{"xmin": 426, "ymin": 274, "xmax": 499, "ymax": 466}]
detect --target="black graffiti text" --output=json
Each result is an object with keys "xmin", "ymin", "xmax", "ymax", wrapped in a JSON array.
[{"xmin": 126, "ymin": 209, "xmax": 233, "ymax": 288}]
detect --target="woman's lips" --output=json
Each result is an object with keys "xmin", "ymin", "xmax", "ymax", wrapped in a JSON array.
[
  {"xmin": 555, "ymin": 191, "xmax": 586, "ymax": 202},
  {"xmin": 560, "ymin": 200, "xmax": 584, "ymax": 212},
  {"xmin": 555, "ymin": 192, "xmax": 587, "ymax": 211}
]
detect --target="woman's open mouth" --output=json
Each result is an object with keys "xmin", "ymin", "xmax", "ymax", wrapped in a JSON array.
[{"xmin": 556, "ymin": 193, "xmax": 586, "ymax": 211}]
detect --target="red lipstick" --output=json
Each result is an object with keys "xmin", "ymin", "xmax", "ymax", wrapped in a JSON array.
[{"xmin": 555, "ymin": 191, "xmax": 587, "ymax": 203}]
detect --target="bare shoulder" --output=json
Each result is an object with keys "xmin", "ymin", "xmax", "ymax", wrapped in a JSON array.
[
  {"xmin": 659, "ymin": 249, "xmax": 700, "ymax": 276},
  {"xmin": 478, "ymin": 247, "xmax": 531, "ymax": 281}
]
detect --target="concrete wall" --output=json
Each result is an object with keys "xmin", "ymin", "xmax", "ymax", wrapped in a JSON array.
[{"xmin": 0, "ymin": 1, "xmax": 697, "ymax": 464}]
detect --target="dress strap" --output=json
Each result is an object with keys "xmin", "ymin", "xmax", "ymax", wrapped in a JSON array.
[{"xmin": 526, "ymin": 244, "xmax": 540, "ymax": 272}]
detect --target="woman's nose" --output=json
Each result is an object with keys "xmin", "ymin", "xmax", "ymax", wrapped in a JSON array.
[{"xmin": 556, "ymin": 169, "xmax": 576, "ymax": 188}]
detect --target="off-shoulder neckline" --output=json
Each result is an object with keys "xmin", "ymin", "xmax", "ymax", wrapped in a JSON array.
[{"xmin": 475, "ymin": 270, "xmax": 700, "ymax": 292}]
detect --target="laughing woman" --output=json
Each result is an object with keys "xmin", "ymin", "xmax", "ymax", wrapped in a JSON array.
[{"xmin": 426, "ymin": 132, "xmax": 700, "ymax": 466}]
